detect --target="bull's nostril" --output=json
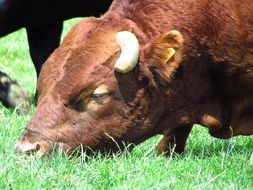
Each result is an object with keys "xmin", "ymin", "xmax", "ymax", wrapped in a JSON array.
[
  {"xmin": 15, "ymin": 141, "xmax": 40, "ymax": 154},
  {"xmin": 35, "ymin": 143, "xmax": 40, "ymax": 151}
]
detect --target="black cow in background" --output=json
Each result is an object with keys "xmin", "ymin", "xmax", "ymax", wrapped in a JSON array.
[{"xmin": 0, "ymin": 0, "xmax": 112, "ymax": 114}]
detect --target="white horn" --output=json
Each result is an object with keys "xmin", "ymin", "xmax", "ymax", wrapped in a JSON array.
[{"xmin": 114, "ymin": 31, "xmax": 140, "ymax": 73}]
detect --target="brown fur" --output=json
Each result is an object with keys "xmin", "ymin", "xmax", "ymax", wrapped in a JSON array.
[{"xmin": 16, "ymin": 0, "xmax": 253, "ymax": 156}]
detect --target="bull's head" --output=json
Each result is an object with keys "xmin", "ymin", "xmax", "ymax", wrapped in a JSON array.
[{"xmin": 16, "ymin": 18, "xmax": 184, "ymax": 156}]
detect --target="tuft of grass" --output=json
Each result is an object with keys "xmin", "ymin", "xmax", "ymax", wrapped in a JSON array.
[{"xmin": 0, "ymin": 18, "xmax": 252, "ymax": 189}]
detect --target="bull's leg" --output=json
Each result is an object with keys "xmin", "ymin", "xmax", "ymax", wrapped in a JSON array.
[
  {"xmin": 26, "ymin": 22, "xmax": 63, "ymax": 79},
  {"xmin": 0, "ymin": 0, "xmax": 22, "ymax": 26},
  {"xmin": 156, "ymin": 130, "xmax": 171, "ymax": 154},
  {"xmin": 156, "ymin": 125, "xmax": 192, "ymax": 155}
]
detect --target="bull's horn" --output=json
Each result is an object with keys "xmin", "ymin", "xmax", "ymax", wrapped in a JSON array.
[{"xmin": 114, "ymin": 31, "xmax": 140, "ymax": 73}]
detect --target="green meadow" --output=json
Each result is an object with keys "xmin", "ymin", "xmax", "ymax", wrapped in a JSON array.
[{"xmin": 0, "ymin": 19, "xmax": 252, "ymax": 190}]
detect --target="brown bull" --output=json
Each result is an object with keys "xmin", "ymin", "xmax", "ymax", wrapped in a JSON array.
[{"xmin": 16, "ymin": 0, "xmax": 253, "ymax": 157}]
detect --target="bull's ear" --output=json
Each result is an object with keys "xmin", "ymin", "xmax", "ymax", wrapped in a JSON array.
[{"xmin": 140, "ymin": 30, "xmax": 184, "ymax": 84}]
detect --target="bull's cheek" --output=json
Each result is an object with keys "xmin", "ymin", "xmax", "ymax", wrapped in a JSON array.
[
  {"xmin": 64, "ymin": 122, "xmax": 105, "ymax": 151},
  {"xmin": 61, "ymin": 105, "xmax": 133, "ymax": 151},
  {"xmin": 79, "ymin": 118, "xmax": 129, "ymax": 151}
]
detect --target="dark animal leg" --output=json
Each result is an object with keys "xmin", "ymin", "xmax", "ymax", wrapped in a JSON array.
[
  {"xmin": 26, "ymin": 22, "xmax": 63, "ymax": 79},
  {"xmin": 156, "ymin": 125, "xmax": 193, "ymax": 155},
  {"xmin": 26, "ymin": 22, "xmax": 63, "ymax": 100}
]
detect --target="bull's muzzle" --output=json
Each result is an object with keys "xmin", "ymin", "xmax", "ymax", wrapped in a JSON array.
[
  {"xmin": 15, "ymin": 135, "xmax": 63, "ymax": 156},
  {"xmin": 15, "ymin": 141, "xmax": 40, "ymax": 155}
]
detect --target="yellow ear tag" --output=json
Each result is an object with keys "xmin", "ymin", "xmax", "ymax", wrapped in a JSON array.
[{"xmin": 163, "ymin": 48, "xmax": 176, "ymax": 64}]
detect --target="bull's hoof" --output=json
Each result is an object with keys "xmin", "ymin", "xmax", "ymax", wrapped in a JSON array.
[{"xmin": 0, "ymin": 72, "xmax": 30, "ymax": 114}]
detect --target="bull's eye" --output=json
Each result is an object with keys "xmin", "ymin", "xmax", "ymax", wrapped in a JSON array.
[
  {"xmin": 91, "ymin": 85, "xmax": 110, "ymax": 103},
  {"xmin": 71, "ymin": 84, "xmax": 111, "ymax": 112},
  {"xmin": 92, "ymin": 93, "xmax": 109, "ymax": 99},
  {"xmin": 91, "ymin": 93, "xmax": 110, "ymax": 102}
]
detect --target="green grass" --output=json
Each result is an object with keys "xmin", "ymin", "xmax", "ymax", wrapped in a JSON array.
[{"xmin": 0, "ymin": 18, "xmax": 252, "ymax": 190}]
